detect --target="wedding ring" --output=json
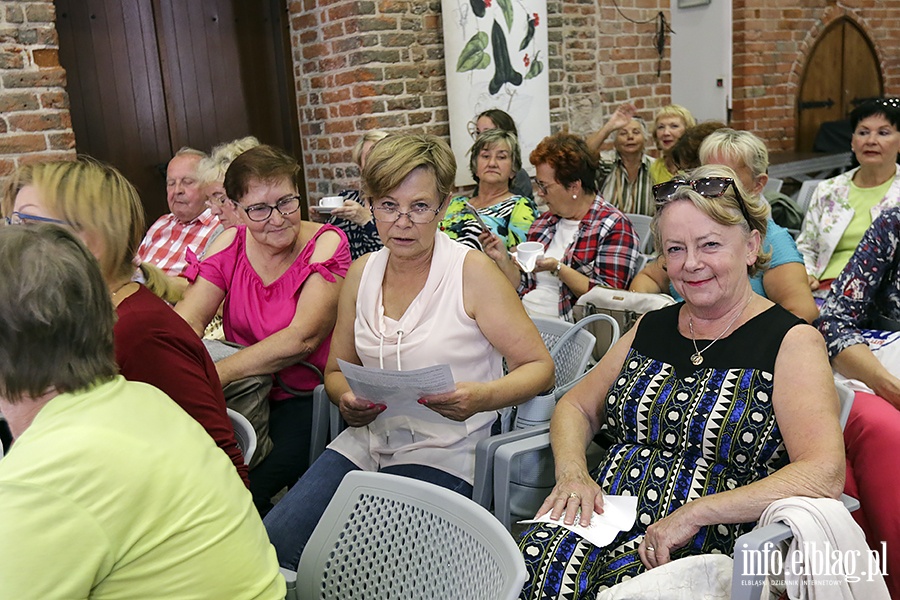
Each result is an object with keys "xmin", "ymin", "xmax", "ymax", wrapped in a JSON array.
[
  {"xmin": 567, "ymin": 492, "xmax": 579, "ymax": 499},
  {"xmin": 646, "ymin": 545, "xmax": 656, "ymax": 552}
]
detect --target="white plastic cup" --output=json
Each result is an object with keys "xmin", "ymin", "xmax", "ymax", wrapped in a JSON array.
[
  {"xmin": 319, "ymin": 196, "xmax": 344, "ymax": 208},
  {"xmin": 516, "ymin": 241, "xmax": 544, "ymax": 273}
]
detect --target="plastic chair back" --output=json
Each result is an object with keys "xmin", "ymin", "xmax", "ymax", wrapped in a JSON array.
[
  {"xmin": 625, "ymin": 212, "xmax": 654, "ymax": 254},
  {"xmin": 226, "ymin": 408, "xmax": 256, "ymax": 466},
  {"xmin": 795, "ymin": 178, "xmax": 822, "ymax": 216},
  {"xmin": 531, "ymin": 317, "xmax": 596, "ymax": 399},
  {"xmin": 763, "ymin": 177, "xmax": 784, "ymax": 195},
  {"xmin": 296, "ymin": 471, "xmax": 526, "ymax": 600}
]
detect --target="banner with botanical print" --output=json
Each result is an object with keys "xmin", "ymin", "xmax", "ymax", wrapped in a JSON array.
[{"xmin": 441, "ymin": 0, "xmax": 550, "ymax": 187}]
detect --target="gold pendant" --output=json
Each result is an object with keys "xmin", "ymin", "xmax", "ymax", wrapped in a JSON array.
[{"xmin": 690, "ymin": 353, "xmax": 703, "ymax": 366}]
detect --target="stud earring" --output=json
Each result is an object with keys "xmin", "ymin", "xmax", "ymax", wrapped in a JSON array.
[{"xmin": 572, "ymin": 194, "xmax": 577, "ymax": 199}]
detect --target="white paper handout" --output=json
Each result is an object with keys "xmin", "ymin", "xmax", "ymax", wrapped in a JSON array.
[
  {"xmin": 519, "ymin": 494, "xmax": 639, "ymax": 548},
  {"xmin": 337, "ymin": 359, "xmax": 456, "ymax": 423}
]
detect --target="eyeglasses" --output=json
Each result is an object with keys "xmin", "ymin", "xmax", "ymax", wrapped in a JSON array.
[
  {"xmin": 238, "ymin": 195, "xmax": 302, "ymax": 222},
  {"xmin": 532, "ymin": 178, "xmax": 557, "ymax": 196},
  {"xmin": 5, "ymin": 211, "xmax": 73, "ymax": 227},
  {"xmin": 205, "ymin": 192, "xmax": 229, "ymax": 208},
  {"xmin": 652, "ymin": 177, "xmax": 752, "ymax": 224},
  {"xmin": 370, "ymin": 202, "xmax": 442, "ymax": 224}
]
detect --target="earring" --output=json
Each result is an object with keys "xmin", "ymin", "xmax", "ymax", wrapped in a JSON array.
[{"xmin": 572, "ymin": 194, "xmax": 577, "ymax": 199}]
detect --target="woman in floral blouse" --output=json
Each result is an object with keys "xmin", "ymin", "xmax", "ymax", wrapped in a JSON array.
[{"xmin": 797, "ymin": 98, "xmax": 900, "ymax": 294}]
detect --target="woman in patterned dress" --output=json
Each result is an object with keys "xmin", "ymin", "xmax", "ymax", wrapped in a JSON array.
[
  {"xmin": 518, "ymin": 167, "xmax": 846, "ymax": 599},
  {"xmin": 440, "ymin": 128, "xmax": 539, "ymax": 251}
]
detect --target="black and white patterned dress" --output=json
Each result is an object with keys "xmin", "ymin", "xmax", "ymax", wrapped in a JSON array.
[
  {"xmin": 327, "ymin": 190, "xmax": 383, "ymax": 260},
  {"xmin": 519, "ymin": 303, "xmax": 803, "ymax": 599}
]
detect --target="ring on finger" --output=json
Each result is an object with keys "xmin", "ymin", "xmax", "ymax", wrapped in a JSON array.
[
  {"xmin": 646, "ymin": 545, "xmax": 656, "ymax": 552},
  {"xmin": 567, "ymin": 492, "xmax": 579, "ymax": 499}
]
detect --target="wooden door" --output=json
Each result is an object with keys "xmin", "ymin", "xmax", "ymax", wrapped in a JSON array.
[
  {"xmin": 797, "ymin": 18, "xmax": 883, "ymax": 152},
  {"xmin": 56, "ymin": 0, "xmax": 301, "ymax": 223}
]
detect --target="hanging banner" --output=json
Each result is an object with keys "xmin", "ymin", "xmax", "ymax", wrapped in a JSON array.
[{"xmin": 440, "ymin": 0, "xmax": 551, "ymax": 187}]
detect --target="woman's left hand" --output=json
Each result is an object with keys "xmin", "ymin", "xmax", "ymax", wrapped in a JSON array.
[
  {"xmin": 418, "ymin": 382, "xmax": 487, "ymax": 421},
  {"xmin": 637, "ymin": 506, "xmax": 701, "ymax": 569},
  {"xmin": 331, "ymin": 201, "xmax": 372, "ymax": 225}
]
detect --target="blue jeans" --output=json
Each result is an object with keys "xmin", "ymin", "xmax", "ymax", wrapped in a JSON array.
[{"xmin": 263, "ymin": 449, "xmax": 473, "ymax": 570}]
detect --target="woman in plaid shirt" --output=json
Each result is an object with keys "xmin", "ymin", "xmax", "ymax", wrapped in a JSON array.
[{"xmin": 484, "ymin": 132, "xmax": 641, "ymax": 322}]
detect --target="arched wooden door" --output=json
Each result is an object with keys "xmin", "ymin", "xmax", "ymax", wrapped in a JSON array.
[{"xmin": 796, "ymin": 18, "xmax": 883, "ymax": 152}]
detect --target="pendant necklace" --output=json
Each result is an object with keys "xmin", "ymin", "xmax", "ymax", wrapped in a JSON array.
[{"xmin": 688, "ymin": 294, "xmax": 752, "ymax": 366}]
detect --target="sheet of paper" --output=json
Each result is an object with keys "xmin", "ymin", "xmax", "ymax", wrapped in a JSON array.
[
  {"xmin": 337, "ymin": 359, "xmax": 456, "ymax": 423},
  {"xmin": 519, "ymin": 494, "xmax": 639, "ymax": 548}
]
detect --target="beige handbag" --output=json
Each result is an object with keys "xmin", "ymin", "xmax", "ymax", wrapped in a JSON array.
[{"xmin": 574, "ymin": 287, "xmax": 676, "ymax": 360}]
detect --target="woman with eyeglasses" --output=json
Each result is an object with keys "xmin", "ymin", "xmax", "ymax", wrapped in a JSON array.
[
  {"xmin": 631, "ymin": 129, "xmax": 818, "ymax": 324},
  {"xmin": 2, "ymin": 158, "xmax": 249, "ymax": 487},
  {"xmin": 262, "ymin": 134, "xmax": 554, "ymax": 570},
  {"xmin": 483, "ymin": 132, "xmax": 641, "ymax": 322},
  {"xmin": 439, "ymin": 128, "xmax": 539, "ymax": 251},
  {"xmin": 176, "ymin": 144, "xmax": 352, "ymax": 514},
  {"xmin": 469, "ymin": 108, "xmax": 535, "ymax": 199},
  {"xmin": 797, "ymin": 98, "xmax": 900, "ymax": 295},
  {"xmin": 519, "ymin": 163, "xmax": 846, "ymax": 599}
]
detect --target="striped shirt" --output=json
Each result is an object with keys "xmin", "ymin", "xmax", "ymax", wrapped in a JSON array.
[
  {"xmin": 137, "ymin": 209, "xmax": 220, "ymax": 277},
  {"xmin": 597, "ymin": 150, "xmax": 656, "ymax": 216}
]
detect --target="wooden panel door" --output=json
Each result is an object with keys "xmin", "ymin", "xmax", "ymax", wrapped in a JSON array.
[
  {"xmin": 56, "ymin": 0, "xmax": 173, "ymax": 219},
  {"xmin": 797, "ymin": 19, "xmax": 883, "ymax": 152},
  {"xmin": 57, "ymin": 0, "xmax": 302, "ymax": 223}
]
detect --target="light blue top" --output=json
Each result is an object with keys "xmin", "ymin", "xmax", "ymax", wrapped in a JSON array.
[{"xmin": 669, "ymin": 218, "xmax": 802, "ymax": 301}]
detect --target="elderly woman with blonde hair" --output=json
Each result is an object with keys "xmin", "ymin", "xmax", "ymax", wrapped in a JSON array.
[
  {"xmin": 197, "ymin": 136, "xmax": 261, "ymax": 242},
  {"xmin": 649, "ymin": 104, "xmax": 696, "ymax": 185},
  {"xmin": 2, "ymin": 158, "xmax": 248, "ymax": 484},
  {"xmin": 519, "ymin": 164, "xmax": 844, "ymax": 599}
]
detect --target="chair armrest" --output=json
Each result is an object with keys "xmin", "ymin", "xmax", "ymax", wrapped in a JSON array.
[
  {"xmin": 731, "ymin": 522, "xmax": 794, "ymax": 600},
  {"xmin": 309, "ymin": 384, "xmax": 329, "ymax": 464},
  {"xmin": 472, "ymin": 424, "xmax": 550, "ymax": 509},
  {"xmin": 280, "ymin": 567, "xmax": 297, "ymax": 600},
  {"xmin": 493, "ymin": 431, "xmax": 552, "ymax": 529},
  {"xmin": 841, "ymin": 493, "xmax": 860, "ymax": 512}
]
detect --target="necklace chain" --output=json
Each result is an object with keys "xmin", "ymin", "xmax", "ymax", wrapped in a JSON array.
[{"xmin": 688, "ymin": 295, "xmax": 752, "ymax": 366}]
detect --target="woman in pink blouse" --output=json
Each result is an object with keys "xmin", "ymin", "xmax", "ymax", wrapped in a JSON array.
[{"xmin": 177, "ymin": 145, "xmax": 351, "ymax": 514}]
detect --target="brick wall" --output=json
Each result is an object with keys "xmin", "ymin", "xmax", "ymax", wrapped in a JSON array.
[
  {"xmin": 0, "ymin": 1, "xmax": 74, "ymax": 189},
  {"xmin": 732, "ymin": 0, "xmax": 900, "ymax": 152},
  {"xmin": 288, "ymin": 0, "xmax": 672, "ymax": 199}
]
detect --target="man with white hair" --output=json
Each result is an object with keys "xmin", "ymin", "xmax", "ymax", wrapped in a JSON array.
[{"xmin": 137, "ymin": 147, "xmax": 220, "ymax": 277}]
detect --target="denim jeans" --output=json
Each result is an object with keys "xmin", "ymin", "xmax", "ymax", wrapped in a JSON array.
[{"xmin": 263, "ymin": 449, "xmax": 473, "ymax": 570}]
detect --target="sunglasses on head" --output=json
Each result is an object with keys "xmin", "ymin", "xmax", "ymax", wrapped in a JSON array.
[{"xmin": 652, "ymin": 177, "xmax": 752, "ymax": 224}]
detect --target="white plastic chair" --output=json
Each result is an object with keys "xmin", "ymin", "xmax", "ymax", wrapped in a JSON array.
[
  {"xmin": 291, "ymin": 471, "xmax": 526, "ymax": 600},
  {"xmin": 226, "ymin": 407, "xmax": 256, "ymax": 466},
  {"xmin": 794, "ymin": 178, "xmax": 823, "ymax": 216},
  {"xmin": 625, "ymin": 212, "xmax": 654, "ymax": 254},
  {"xmin": 474, "ymin": 314, "xmax": 621, "ymax": 525},
  {"xmin": 763, "ymin": 177, "xmax": 784, "ymax": 195}
]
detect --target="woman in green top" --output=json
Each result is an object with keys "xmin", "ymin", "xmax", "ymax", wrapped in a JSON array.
[
  {"xmin": 796, "ymin": 98, "xmax": 900, "ymax": 293},
  {"xmin": 440, "ymin": 128, "xmax": 539, "ymax": 251}
]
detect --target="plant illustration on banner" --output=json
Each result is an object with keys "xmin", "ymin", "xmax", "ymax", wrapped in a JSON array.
[{"xmin": 455, "ymin": 1, "xmax": 542, "ymax": 105}]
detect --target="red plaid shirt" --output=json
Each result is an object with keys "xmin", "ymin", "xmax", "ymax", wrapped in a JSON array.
[
  {"xmin": 518, "ymin": 195, "xmax": 640, "ymax": 321},
  {"xmin": 136, "ymin": 209, "xmax": 220, "ymax": 277}
]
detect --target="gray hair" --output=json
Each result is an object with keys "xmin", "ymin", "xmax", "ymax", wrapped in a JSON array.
[{"xmin": 0, "ymin": 225, "xmax": 117, "ymax": 403}]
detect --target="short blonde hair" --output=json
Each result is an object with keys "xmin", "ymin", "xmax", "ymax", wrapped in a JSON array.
[
  {"xmin": 362, "ymin": 134, "xmax": 456, "ymax": 203},
  {"xmin": 351, "ymin": 130, "xmax": 390, "ymax": 167},
  {"xmin": 651, "ymin": 163, "xmax": 770, "ymax": 276},
  {"xmin": 2, "ymin": 158, "xmax": 144, "ymax": 283},
  {"xmin": 653, "ymin": 104, "xmax": 696, "ymax": 135},
  {"xmin": 197, "ymin": 136, "xmax": 261, "ymax": 187},
  {"xmin": 698, "ymin": 128, "xmax": 769, "ymax": 181}
]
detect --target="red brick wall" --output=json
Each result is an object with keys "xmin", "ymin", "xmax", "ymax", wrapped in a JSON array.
[
  {"xmin": 289, "ymin": 0, "xmax": 673, "ymax": 198},
  {"xmin": 0, "ymin": 1, "xmax": 75, "ymax": 189},
  {"xmin": 732, "ymin": 0, "xmax": 900, "ymax": 152}
]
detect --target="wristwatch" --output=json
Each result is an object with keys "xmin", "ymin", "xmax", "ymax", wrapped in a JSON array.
[{"xmin": 551, "ymin": 261, "xmax": 562, "ymax": 277}]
